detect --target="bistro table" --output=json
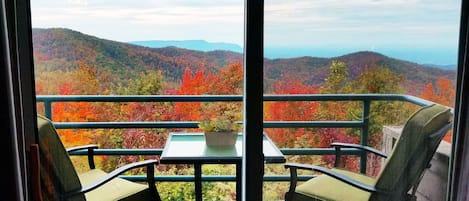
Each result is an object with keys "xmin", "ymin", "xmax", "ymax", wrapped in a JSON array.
[{"xmin": 160, "ymin": 133, "xmax": 286, "ymax": 201}]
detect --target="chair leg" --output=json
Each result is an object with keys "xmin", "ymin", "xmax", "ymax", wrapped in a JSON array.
[
  {"xmin": 29, "ymin": 144, "xmax": 43, "ymax": 201},
  {"xmin": 146, "ymin": 164, "xmax": 161, "ymax": 201},
  {"xmin": 285, "ymin": 167, "xmax": 298, "ymax": 201},
  {"xmin": 285, "ymin": 191, "xmax": 293, "ymax": 201}
]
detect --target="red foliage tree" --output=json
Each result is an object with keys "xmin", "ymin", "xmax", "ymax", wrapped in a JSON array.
[
  {"xmin": 264, "ymin": 75, "xmax": 319, "ymax": 147},
  {"xmin": 170, "ymin": 67, "xmax": 210, "ymax": 121}
]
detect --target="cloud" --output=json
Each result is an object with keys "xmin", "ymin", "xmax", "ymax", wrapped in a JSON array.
[
  {"xmin": 263, "ymin": 0, "xmax": 460, "ymax": 47},
  {"xmin": 31, "ymin": 0, "xmax": 461, "ymax": 49},
  {"xmin": 67, "ymin": 0, "xmax": 88, "ymax": 6},
  {"xmin": 31, "ymin": 1, "xmax": 244, "ymax": 44}
]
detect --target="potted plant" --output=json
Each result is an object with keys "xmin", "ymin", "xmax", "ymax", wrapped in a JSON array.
[{"xmin": 198, "ymin": 116, "xmax": 241, "ymax": 146}]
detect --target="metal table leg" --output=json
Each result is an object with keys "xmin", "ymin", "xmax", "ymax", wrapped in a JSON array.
[
  {"xmin": 236, "ymin": 162, "xmax": 242, "ymax": 201},
  {"xmin": 194, "ymin": 163, "xmax": 202, "ymax": 201}
]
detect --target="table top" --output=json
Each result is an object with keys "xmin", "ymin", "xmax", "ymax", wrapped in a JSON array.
[{"xmin": 160, "ymin": 133, "xmax": 286, "ymax": 164}]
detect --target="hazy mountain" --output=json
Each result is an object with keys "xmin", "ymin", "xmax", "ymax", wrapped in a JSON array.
[
  {"xmin": 130, "ymin": 40, "xmax": 243, "ymax": 53},
  {"xmin": 422, "ymin": 64, "xmax": 457, "ymax": 70},
  {"xmin": 32, "ymin": 28, "xmax": 456, "ymax": 93}
]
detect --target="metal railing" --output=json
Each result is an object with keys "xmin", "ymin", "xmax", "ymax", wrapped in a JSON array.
[{"xmin": 36, "ymin": 94, "xmax": 435, "ymax": 182}]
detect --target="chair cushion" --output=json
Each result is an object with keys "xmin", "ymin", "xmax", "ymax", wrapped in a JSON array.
[
  {"xmin": 37, "ymin": 115, "xmax": 85, "ymax": 201},
  {"xmin": 294, "ymin": 168, "xmax": 375, "ymax": 201},
  {"xmin": 78, "ymin": 169, "xmax": 153, "ymax": 201}
]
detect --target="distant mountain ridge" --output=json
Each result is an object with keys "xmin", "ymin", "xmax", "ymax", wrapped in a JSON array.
[
  {"xmin": 130, "ymin": 40, "xmax": 243, "ymax": 53},
  {"xmin": 422, "ymin": 63, "xmax": 456, "ymax": 70},
  {"xmin": 32, "ymin": 28, "xmax": 456, "ymax": 93}
]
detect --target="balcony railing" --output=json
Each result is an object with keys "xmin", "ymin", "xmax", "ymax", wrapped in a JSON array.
[{"xmin": 36, "ymin": 94, "xmax": 436, "ymax": 183}]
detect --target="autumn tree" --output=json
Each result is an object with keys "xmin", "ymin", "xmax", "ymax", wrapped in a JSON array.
[
  {"xmin": 35, "ymin": 62, "xmax": 107, "ymax": 95},
  {"xmin": 420, "ymin": 77, "xmax": 455, "ymax": 142},
  {"xmin": 264, "ymin": 75, "xmax": 319, "ymax": 148},
  {"xmin": 207, "ymin": 62, "xmax": 243, "ymax": 95},
  {"xmin": 421, "ymin": 77, "xmax": 455, "ymax": 107},
  {"xmin": 117, "ymin": 70, "xmax": 165, "ymax": 95},
  {"xmin": 49, "ymin": 83, "xmax": 95, "ymax": 150},
  {"xmin": 344, "ymin": 66, "xmax": 409, "ymax": 175},
  {"xmin": 321, "ymin": 60, "xmax": 349, "ymax": 94},
  {"xmin": 314, "ymin": 61, "xmax": 359, "ymax": 169},
  {"xmin": 170, "ymin": 67, "xmax": 209, "ymax": 121},
  {"xmin": 345, "ymin": 66, "xmax": 408, "ymax": 137}
]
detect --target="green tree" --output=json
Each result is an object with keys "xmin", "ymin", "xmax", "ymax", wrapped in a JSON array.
[
  {"xmin": 344, "ymin": 66, "xmax": 411, "ymax": 175},
  {"xmin": 117, "ymin": 70, "xmax": 165, "ymax": 95},
  {"xmin": 345, "ymin": 66, "xmax": 403, "ymax": 94},
  {"xmin": 320, "ymin": 60, "xmax": 349, "ymax": 94}
]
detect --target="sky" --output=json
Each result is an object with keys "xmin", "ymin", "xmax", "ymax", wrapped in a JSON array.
[{"xmin": 31, "ymin": 0, "xmax": 462, "ymax": 65}]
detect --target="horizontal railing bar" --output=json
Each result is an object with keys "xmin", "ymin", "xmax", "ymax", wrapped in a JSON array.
[
  {"xmin": 54, "ymin": 121, "xmax": 363, "ymax": 129},
  {"xmin": 36, "ymin": 94, "xmax": 435, "ymax": 106},
  {"xmin": 264, "ymin": 94, "xmax": 406, "ymax": 101},
  {"xmin": 69, "ymin": 149, "xmax": 164, "ymax": 156},
  {"xmin": 280, "ymin": 148, "xmax": 361, "ymax": 155},
  {"xmin": 36, "ymin": 95, "xmax": 243, "ymax": 102},
  {"xmin": 264, "ymin": 121, "xmax": 363, "ymax": 128},
  {"xmin": 120, "ymin": 175, "xmax": 315, "ymax": 182},
  {"xmin": 68, "ymin": 148, "xmax": 361, "ymax": 156},
  {"xmin": 54, "ymin": 122, "xmax": 199, "ymax": 129}
]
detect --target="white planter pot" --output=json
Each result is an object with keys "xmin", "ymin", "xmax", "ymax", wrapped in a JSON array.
[{"xmin": 204, "ymin": 132, "xmax": 238, "ymax": 146}]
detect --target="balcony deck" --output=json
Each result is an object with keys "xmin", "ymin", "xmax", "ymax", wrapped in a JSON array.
[{"xmin": 36, "ymin": 94, "xmax": 447, "ymax": 200}]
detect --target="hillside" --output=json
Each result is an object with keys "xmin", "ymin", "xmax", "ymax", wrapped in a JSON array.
[
  {"xmin": 32, "ymin": 28, "xmax": 456, "ymax": 93},
  {"xmin": 32, "ymin": 28, "xmax": 242, "ymax": 81}
]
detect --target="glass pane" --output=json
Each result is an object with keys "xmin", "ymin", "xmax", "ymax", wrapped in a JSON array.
[
  {"xmin": 31, "ymin": 1, "xmax": 244, "ymax": 200},
  {"xmin": 264, "ymin": 0, "xmax": 460, "ymax": 200}
]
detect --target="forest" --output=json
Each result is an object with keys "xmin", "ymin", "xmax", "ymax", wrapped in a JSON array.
[{"xmin": 33, "ymin": 28, "xmax": 456, "ymax": 201}]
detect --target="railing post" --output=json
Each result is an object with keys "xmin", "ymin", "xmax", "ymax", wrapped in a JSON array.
[
  {"xmin": 44, "ymin": 100, "xmax": 52, "ymax": 119},
  {"xmin": 360, "ymin": 100, "xmax": 371, "ymax": 174}
]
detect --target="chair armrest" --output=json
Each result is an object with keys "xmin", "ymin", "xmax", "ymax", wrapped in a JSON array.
[
  {"xmin": 66, "ymin": 144, "xmax": 99, "ymax": 169},
  {"xmin": 331, "ymin": 142, "xmax": 387, "ymax": 167},
  {"xmin": 285, "ymin": 163, "xmax": 387, "ymax": 194},
  {"xmin": 331, "ymin": 142, "xmax": 387, "ymax": 158},
  {"xmin": 64, "ymin": 159, "xmax": 159, "ymax": 198},
  {"xmin": 66, "ymin": 144, "xmax": 99, "ymax": 153}
]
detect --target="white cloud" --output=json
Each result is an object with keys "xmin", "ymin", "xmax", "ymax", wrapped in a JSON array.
[
  {"xmin": 31, "ymin": 0, "xmax": 461, "ymax": 50},
  {"xmin": 67, "ymin": 0, "xmax": 88, "ymax": 6},
  {"xmin": 31, "ymin": 1, "xmax": 244, "ymax": 44}
]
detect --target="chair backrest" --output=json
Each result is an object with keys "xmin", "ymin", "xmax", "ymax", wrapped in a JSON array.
[
  {"xmin": 372, "ymin": 104, "xmax": 452, "ymax": 201},
  {"xmin": 37, "ymin": 115, "xmax": 85, "ymax": 201}
]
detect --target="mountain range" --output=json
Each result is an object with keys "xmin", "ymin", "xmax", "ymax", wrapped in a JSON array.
[{"xmin": 32, "ymin": 28, "xmax": 456, "ymax": 93}]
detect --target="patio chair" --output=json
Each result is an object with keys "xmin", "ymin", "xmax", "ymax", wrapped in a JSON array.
[
  {"xmin": 285, "ymin": 104, "xmax": 453, "ymax": 201},
  {"xmin": 36, "ymin": 115, "xmax": 162, "ymax": 201}
]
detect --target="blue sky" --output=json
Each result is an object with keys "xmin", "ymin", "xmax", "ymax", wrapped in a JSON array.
[{"xmin": 31, "ymin": 0, "xmax": 461, "ymax": 65}]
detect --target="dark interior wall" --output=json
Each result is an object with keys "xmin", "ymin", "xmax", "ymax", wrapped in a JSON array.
[{"xmin": 0, "ymin": 0, "xmax": 37, "ymax": 200}]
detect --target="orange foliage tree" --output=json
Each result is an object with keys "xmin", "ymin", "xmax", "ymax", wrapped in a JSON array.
[
  {"xmin": 264, "ymin": 75, "xmax": 319, "ymax": 148},
  {"xmin": 170, "ymin": 67, "xmax": 210, "ymax": 121},
  {"xmin": 207, "ymin": 62, "xmax": 243, "ymax": 95},
  {"xmin": 420, "ymin": 77, "xmax": 455, "ymax": 142},
  {"xmin": 170, "ymin": 63, "xmax": 243, "ymax": 122},
  {"xmin": 421, "ymin": 77, "xmax": 455, "ymax": 107},
  {"xmin": 51, "ymin": 83, "xmax": 96, "ymax": 147}
]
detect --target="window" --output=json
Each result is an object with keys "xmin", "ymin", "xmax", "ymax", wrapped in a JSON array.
[{"xmin": 1, "ymin": 0, "xmax": 467, "ymax": 200}]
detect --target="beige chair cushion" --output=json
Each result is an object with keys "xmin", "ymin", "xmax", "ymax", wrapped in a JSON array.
[
  {"xmin": 78, "ymin": 169, "xmax": 153, "ymax": 201},
  {"xmin": 295, "ymin": 168, "xmax": 375, "ymax": 201}
]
